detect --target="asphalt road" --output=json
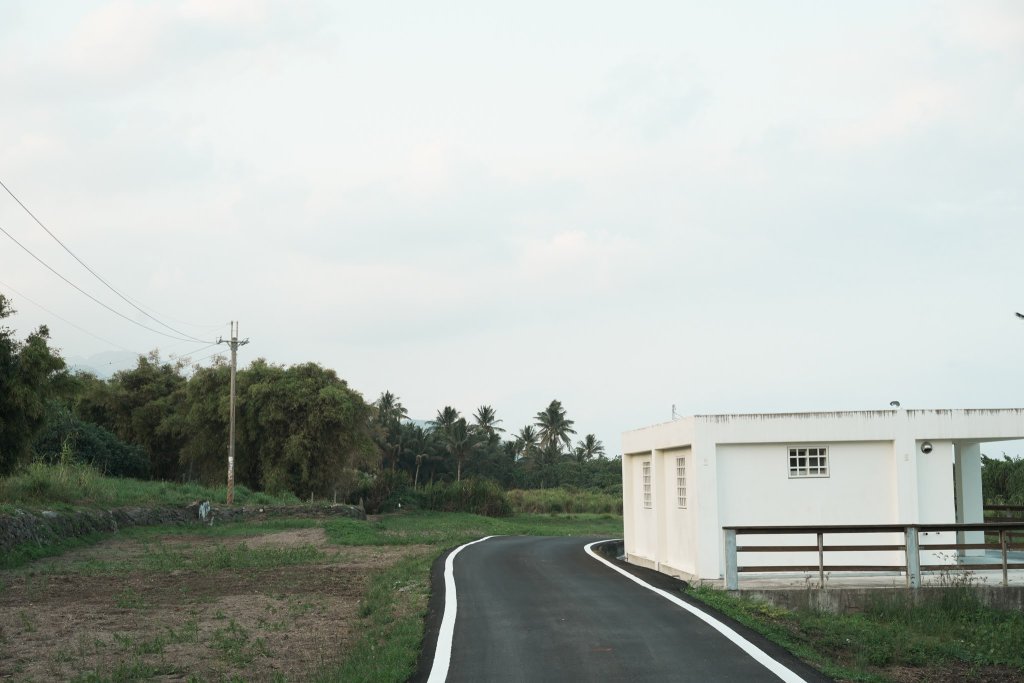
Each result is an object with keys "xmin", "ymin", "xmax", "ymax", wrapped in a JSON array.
[{"xmin": 417, "ymin": 536, "xmax": 830, "ymax": 683}]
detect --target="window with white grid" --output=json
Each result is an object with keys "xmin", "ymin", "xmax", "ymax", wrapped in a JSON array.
[
  {"xmin": 676, "ymin": 456, "xmax": 687, "ymax": 508},
  {"xmin": 788, "ymin": 446, "xmax": 829, "ymax": 478},
  {"xmin": 642, "ymin": 461, "xmax": 652, "ymax": 508}
]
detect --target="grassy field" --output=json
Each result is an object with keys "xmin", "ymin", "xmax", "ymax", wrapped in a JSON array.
[
  {"xmin": 0, "ymin": 511, "xmax": 622, "ymax": 682},
  {"xmin": 0, "ymin": 461, "xmax": 299, "ymax": 510}
]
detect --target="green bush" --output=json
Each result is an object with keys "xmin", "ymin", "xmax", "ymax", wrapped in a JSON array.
[
  {"xmin": 352, "ymin": 470, "xmax": 417, "ymax": 514},
  {"xmin": 33, "ymin": 403, "xmax": 149, "ymax": 478},
  {"xmin": 421, "ymin": 479, "xmax": 511, "ymax": 517},
  {"xmin": 982, "ymin": 454, "xmax": 1024, "ymax": 504}
]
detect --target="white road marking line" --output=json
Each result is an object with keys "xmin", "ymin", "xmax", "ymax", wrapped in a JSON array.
[
  {"xmin": 584, "ymin": 540, "xmax": 808, "ymax": 683},
  {"xmin": 426, "ymin": 535, "xmax": 499, "ymax": 683}
]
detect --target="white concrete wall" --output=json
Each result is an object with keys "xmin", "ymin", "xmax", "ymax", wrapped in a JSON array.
[
  {"xmin": 623, "ymin": 451, "xmax": 658, "ymax": 562},
  {"xmin": 954, "ymin": 442, "xmax": 985, "ymax": 556},
  {"xmin": 658, "ymin": 447, "xmax": 697, "ymax": 576},
  {"xmin": 715, "ymin": 442, "xmax": 902, "ymax": 572},
  {"xmin": 916, "ymin": 440, "xmax": 957, "ymax": 564},
  {"xmin": 622, "ymin": 409, "xmax": 1024, "ymax": 582}
]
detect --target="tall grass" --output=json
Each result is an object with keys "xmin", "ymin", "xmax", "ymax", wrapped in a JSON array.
[
  {"xmin": 507, "ymin": 487, "xmax": 622, "ymax": 514},
  {"xmin": 420, "ymin": 479, "xmax": 512, "ymax": 517},
  {"xmin": 0, "ymin": 461, "xmax": 299, "ymax": 509},
  {"xmin": 688, "ymin": 585, "xmax": 1024, "ymax": 680}
]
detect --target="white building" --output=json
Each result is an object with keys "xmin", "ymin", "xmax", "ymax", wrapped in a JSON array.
[{"xmin": 621, "ymin": 409, "xmax": 1024, "ymax": 582}]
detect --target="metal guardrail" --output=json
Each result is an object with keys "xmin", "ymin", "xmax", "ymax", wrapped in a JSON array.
[{"xmin": 722, "ymin": 522, "xmax": 1024, "ymax": 590}]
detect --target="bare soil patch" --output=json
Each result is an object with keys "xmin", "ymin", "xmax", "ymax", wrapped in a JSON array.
[{"xmin": 0, "ymin": 524, "xmax": 427, "ymax": 681}]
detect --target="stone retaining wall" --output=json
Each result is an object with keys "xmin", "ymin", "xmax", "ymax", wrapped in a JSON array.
[{"xmin": 0, "ymin": 503, "xmax": 366, "ymax": 557}]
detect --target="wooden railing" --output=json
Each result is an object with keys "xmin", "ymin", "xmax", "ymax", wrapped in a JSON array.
[
  {"xmin": 984, "ymin": 504, "xmax": 1024, "ymax": 520},
  {"xmin": 722, "ymin": 522, "xmax": 1024, "ymax": 590},
  {"xmin": 984, "ymin": 506, "xmax": 1024, "ymax": 548}
]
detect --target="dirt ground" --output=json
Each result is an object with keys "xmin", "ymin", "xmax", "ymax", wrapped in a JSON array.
[{"xmin": 0, "ymin": 527, "xmax": 426, "ymax": 682}]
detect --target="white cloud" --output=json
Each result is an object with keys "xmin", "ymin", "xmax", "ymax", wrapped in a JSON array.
[{"xmin": 2, "ymin": 1, "xmax": 1023, "ymax": 457}]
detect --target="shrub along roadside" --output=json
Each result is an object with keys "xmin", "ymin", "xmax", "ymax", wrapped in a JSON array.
[
  {"xmin": 354, "ymin": 473, "xmax": 513, "ymax": 517},
  {"xmin": 353, "ymin": 475, "xmax": 624, "ymax": 517},
  {"xmin": 420, "ymin": 479, "xmax": 511, "ymax": 517},
  {"xmin": 506, "ymin": 487, "xmax": 622, "ymax": 514}
]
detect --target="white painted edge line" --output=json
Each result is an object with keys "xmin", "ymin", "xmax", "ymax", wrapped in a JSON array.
[
  {"xmin": 426, "ymin": 535, "xmax": 499, "ymax": 683},
  {"xmin": 584, "ymin": 540, "xmax": 807, "ymax": 683}
]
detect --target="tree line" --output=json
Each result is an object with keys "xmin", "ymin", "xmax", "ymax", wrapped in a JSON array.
[
  {"xmin": 0, "ymin": 294, "xmax": 619, "ymax": 499},
  {"xmin": 372, "ymin": 392, "xmax": 620, "ymax": 494}
]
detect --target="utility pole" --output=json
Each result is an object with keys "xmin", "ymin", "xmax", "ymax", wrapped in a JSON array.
[{"xmin": 218, "ymin": 321, "xmax": 249, "ymax": 505}]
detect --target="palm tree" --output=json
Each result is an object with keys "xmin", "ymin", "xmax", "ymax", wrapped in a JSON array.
[
  {"xmin": 431, "ymin": 406, "xmax": 460, "ymax": 433},
  {"xmin": 473, "ymin": 405, "xmax": 504, "ymax": 441},
  {"xmin": 374, "ymin": 391, "xmax": 408, "ymax": 471},
  {"xmin": 514, "ymin": 425, "xmax": 539, "ymax": 461},
  {"xmin": 445, "ymin": 418, "xmax": 481, "ymax": 482},
  {"xmin": 573, "ymin": 434, "xmax": 605, "ymax": 464},
  {"xmin": 414, "ymin": 453, "xmax": 427, "ymax": 490},
  {"xmin": 535, "ymin": 399, "xmax": 576, "ymax": 455}
]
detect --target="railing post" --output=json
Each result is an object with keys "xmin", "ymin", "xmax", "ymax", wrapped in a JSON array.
[
  {"xmin": 817, "ymin": 531, "xmax": 825, "ymax": 588},
  {"xmin": 905, "ymin": 526, "xmax": 920, "ymax": 589},
  {"xmin": 724, "ymin": 528, "xmax": 738, "ymax": 590},
  {"xmin": 1001, "ymin": 529, "xmax": 1009, "ymax": 588}
]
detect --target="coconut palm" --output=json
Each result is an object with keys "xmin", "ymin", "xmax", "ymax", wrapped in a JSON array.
[
  {"xmin": 535, "ymin": 399, "xmax": 576, "ymax": 455},
  {"xmin": 514, "ymin": 425, "xmax": 539, "ymax": 461},
  {"xmin": 431, "ymin": 406, "xmax": 460, "ymax": 433},
  {"xmin": 445, "ymin": 418, "xmax": 481, "ymax": 482},
  {"xmin": 373, "ymin": 391, "xmax": 408, "ymax": 471},
  {"xmin": 473, "ymin": 404, "xmax": 504, "ymax": 440},
  {"xmin": 374, "ymin": 390, "xmax": 408, "ymax": 428},
  {"xmin": 573, "ymin": 434, "xmax": 605, "ymax": 464}
]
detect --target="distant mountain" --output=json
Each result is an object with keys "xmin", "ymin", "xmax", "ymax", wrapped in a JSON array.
[{"xmin": 66, "ymin": 351, "xmax": 141, "ymax": 379}]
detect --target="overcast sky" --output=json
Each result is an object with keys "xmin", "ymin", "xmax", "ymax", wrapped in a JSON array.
[{"xmin": 2, "ymin": 1, "xmax": 1023, "ymax": 456}]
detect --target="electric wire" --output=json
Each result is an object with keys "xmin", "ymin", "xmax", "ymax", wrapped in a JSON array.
[
  {"xmin": 0, "ymin": 278, "xmax": 142, "ymax": 355},
  {"xmin": 0, "ymin": 221, "xmax": 205, "ymax": 343},
  {"xmin": 190, "ymin": 350, "xmax": 227, "ymax": 366},
  {"xmin": 0, "ymin": 177, "xmax": 214, "ymax": 343},
  {"xmin": 176, "ymin": 341, "xmax": 220, "ymax": 359}
]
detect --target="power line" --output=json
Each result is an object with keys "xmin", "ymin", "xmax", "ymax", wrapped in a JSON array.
[
  {"xmin": 0, "ymin": 221, "xmax": 206, "ymax": 343},
  {"xmin": 0, "ymin": 177, "xmax": 213, "ymax": 343},
  {"xmin": 175, "ymin": 341, "xmax": 221, "ymax": 358},
  {"xmin": 190, "ymin": 350, "xmax": 227, "ymax": 365},
  {"xmin": 0, "ymin": 278, "xmax": 142, "ymax": 355}
]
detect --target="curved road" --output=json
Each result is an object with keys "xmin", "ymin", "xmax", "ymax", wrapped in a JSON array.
[{"xmin": 417, "ymin": 536, "xmax": 829, "ymax": 683}]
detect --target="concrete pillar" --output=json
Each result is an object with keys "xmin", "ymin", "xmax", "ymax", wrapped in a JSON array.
[
  {"xmin": 954, "ymin": 442, "xmax": 984, "ymax": 557},
  {"xmin": 691, "ymin": 434, "xmax": 721, "ymax": 580},
  {"xmin": 621, "ymin": 453, "xmax": 634, "ymax": 556},
  {"xmin": 893, "ymin": 413, "xmax": 919, "ymax": 523},
  {"xmin": 653, "ymin": 449, "xmax": 666, "ymax": 570}
]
